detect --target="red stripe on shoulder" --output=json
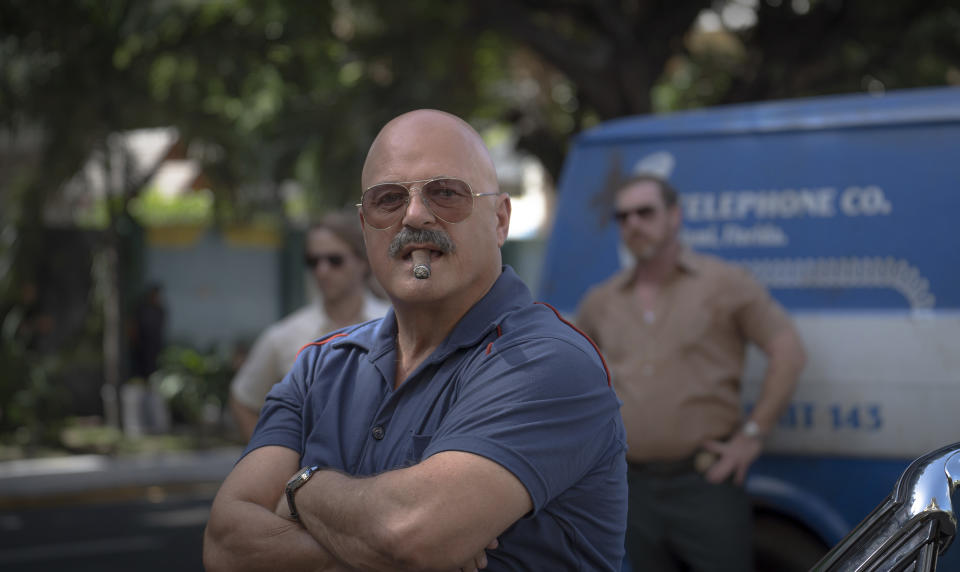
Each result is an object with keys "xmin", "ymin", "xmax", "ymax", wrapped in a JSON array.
[
  {"xmin": 295, "ymin": 332, "xmax": 349, "ymax": 360},
  {"xmin": 534, "ymin": 301, "xmax": 612, "ymax": 387},
  {"xmin": 485, "ymin": 324, "xmax": 504, "ymax": 355}
]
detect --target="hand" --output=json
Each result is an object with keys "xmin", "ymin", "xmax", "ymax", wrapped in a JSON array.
[
  {"xmin": 701, "ymin": 432, "xmax": 762, "ymax": 485},
  {"xmin": 453, "ymin": 538, "xmax": 499, "ymax": 571}
]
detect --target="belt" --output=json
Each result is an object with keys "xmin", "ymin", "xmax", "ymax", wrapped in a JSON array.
[{"xmin": 627, "ymin": 450, "xmax": 716, "ymax": 476}]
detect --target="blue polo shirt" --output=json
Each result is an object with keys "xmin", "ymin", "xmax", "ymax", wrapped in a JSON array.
[{"xmin": 247, "ymin": 266, "xmax": 627, "ymax": 570}]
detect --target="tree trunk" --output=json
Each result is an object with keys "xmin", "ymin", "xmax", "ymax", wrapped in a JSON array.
[{"xmin": 98, "ymin": 244, "xmax": 122, "ymax": 429}]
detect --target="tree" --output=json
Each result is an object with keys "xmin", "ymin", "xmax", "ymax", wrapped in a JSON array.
[
  {"xmin": 0, "ymin": 0, "xmax": 516, "ymax": 437},
  {"xmin": 1, "ymin": 0, "xmax": 957, "ymax": 442},
  {"xmin": 466, "ymin": 0, "xmax": 960, "ymax": 184}
]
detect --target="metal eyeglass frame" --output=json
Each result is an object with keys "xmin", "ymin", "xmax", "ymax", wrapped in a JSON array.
[{"xmin": 356, "ymin": 176, "xmax": 500, "ymax": 230}]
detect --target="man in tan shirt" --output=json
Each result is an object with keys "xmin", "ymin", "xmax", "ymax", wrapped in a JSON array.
[{"xmin": 577, "ymin": 174, "xmax": 806, "ymax": 571}]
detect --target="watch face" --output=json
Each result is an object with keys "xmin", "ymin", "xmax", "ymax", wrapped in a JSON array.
[
  {"xmin": 288, "ymin": 465, "xmax": 320, "ymax": 491},
  {"xmin": 286, "ymin": 466, "xmax": 320, "ymax": 520}
]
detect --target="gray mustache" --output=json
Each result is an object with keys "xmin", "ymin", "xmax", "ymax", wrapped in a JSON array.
[{"xmin": 388, "ymin": 227, "xmax": 456, "ymax": 258}]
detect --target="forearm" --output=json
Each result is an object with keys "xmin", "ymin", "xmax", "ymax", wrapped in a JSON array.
[
  {"xmin": 204, "ymin": 445, "xmax": 353, "ymax": 572},
  {"xmin": 750, "ymin": 328, "xmax": 807, "ymax": 432},
  {"xmin": 204, "ymin": 496, "xmax": 348, "ymax": 572},
  {"xmin": 297, "ymin": 470, "xmax": 449, "ymax": 571},
  {"xmin": 706, "ymin": 329, "xmax": 804, "ymax": 484},
  {"xmin": 295, "ymin": 453, "xmax": 527, "ymax": 571}
]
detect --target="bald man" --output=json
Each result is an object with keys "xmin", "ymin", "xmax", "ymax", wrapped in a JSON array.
[{"xmin": 203, "ymin": 110, "xmax": 627, "ymax": 571}]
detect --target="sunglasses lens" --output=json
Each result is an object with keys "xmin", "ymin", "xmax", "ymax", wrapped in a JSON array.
[
  {"xmin": 422, "ymin": 178, "xmax": 474, "ymax": 223},
  {"xmin": 361, "ymin": 184, "xmax": 410, "ymax": 229},
  {"xmin": 614, "ymin": 206, "xmax": 658, "ymax": 224},
  {"xmin": 360, "ymin": 178, "xmax": 477, "ymax": 228},
  {"xmin": 305, "ymin": 254, "xmax": 346, "ymax": 269}
]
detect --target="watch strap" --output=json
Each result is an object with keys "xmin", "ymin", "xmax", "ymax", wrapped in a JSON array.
[{"xmin": 286, "ymin": 465, "xmax": 321, "ymax": 520}]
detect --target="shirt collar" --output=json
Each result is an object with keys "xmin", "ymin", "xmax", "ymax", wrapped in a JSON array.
[
  {"xmin": 442, "ymin": 265, "xmax": 531, "ymax": 352},
  {"xmin": 359, "ymin": 265, "xmax": 531, "ymax": 360}
]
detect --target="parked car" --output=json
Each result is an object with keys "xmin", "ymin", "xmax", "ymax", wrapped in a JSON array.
[{"xmin": 812, "ymin": 441, "xmax": 960, "ymax": 571}]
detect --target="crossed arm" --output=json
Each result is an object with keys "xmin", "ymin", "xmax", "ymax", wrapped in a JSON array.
[{"xmin": 203, "ymin": 445, "xmax": 532, "ymax": 571}]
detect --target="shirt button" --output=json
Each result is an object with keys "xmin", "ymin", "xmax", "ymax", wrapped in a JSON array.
[{"xmin": 371, "ymin": 425, "xmax": 385, "ymax": 440}]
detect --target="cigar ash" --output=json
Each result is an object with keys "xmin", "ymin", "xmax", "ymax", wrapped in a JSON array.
[{"xmin": 411, "ymin": 249, "xmax": 432, "ymax": 279}]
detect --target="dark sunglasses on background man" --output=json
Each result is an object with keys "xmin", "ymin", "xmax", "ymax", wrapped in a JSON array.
[
  {"xmin": 357, "ymin": 176, "xmax": 499, "ymax": 230},
  {"xmin": 304, "ymin": 254, "xmax": 345, "ymax": 269},
  {"xmin": 613, "ymin": 205, "xmax": 659, "ymax": 224}
]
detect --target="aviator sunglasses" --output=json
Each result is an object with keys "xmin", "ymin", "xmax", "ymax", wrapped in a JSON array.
[
  {"xmin": 304, "ymin": 253, "xmax": 345, "ymax": 269},
  {"xmin": 357, "ymin": 176, "xmax": 499, "ymax": 230}
]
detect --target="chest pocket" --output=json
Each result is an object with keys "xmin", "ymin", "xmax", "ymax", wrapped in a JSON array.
[
  {"xmin": 394, "ymin": 347, "xmax": 482, "ymax": 465},
  {"xmin": 408, "ymin": 433, "xmax": 434, "ymax": 463}
]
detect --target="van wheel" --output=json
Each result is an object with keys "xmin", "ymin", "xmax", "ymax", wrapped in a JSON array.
[{"xmin": 753, "ymin": 514, "xmax": 830, "ymax": 572}]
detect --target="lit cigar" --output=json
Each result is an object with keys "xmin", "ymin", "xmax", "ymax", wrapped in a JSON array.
[{"xmin": 411, "ymin": 249, "xmax": 431, "ymax": 279}]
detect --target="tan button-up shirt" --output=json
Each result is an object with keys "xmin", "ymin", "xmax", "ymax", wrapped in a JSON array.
[{"xmin": 576, "ymin": 248, "xmax": 794, "ymax": 462}]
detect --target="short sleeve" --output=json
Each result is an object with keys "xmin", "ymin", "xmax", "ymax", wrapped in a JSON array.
[
  {"xmin": 731, "ymin": 267, "xmax": 794, "ymax": 347},
  {"xmin": 241, "ymin": 345, "xmax": 315, "ymax": 459},
  {"xmin": 421, "ymin": 336, "xmax": 624, "ymax": 513}
]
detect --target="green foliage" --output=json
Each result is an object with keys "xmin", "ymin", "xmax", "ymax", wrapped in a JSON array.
[
  {"xmin": 0, "ymin": 316, "xmax": 70, "ymax": 449},
  {"xmin": 1, "ymin": 0, "xmax": 957, "ymax": 457},
  {"xmin": 59, "ymin": 423, "xmax": 124, "ymax": 455},
  {"xmin": 0, "ymin": 236, "xmax": 106, "ymax": 452},
  {"xmin": 127, "ymin": 187, "xmax": 215, "ymax": 227},
  {"xmin": 151, "ymin": 345, "xmax": 234, "ymax": 426}
]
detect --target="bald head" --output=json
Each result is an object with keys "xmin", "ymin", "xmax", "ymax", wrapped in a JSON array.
[
  {"xmin": 357, "ymin": 109, "xmax": 511, "ymax": 310},
  {"xmin": 361, "ymin": 110, "xmax": 499, "ymax": 193}
]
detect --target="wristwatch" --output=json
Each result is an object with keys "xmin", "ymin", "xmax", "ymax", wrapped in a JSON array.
[
  {"xmin": 285, "ymin": 465, "xmax": 322, "ymax": 520},
  {"xmin": 741, "ymin": 420, "xmax": 765, "ymax": 439}
]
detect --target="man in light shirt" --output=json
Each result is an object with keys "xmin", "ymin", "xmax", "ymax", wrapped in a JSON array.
[{"xmin": 229, "ymin": 211, "xmax": 390, "ymax": 439}]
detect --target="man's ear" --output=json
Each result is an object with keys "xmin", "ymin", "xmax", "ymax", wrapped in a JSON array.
[
  {"xmin": 495, "ymin": 194, "xmax": 512, "ymax": 248},
  {"xmin": 357, "ymin": 209, "xmax": 367, "ymax": 234}
]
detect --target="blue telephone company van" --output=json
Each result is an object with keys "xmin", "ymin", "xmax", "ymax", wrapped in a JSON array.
[{"xmin": 536, "ymin": 86, "xmax": 960, "ymax": 571}]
